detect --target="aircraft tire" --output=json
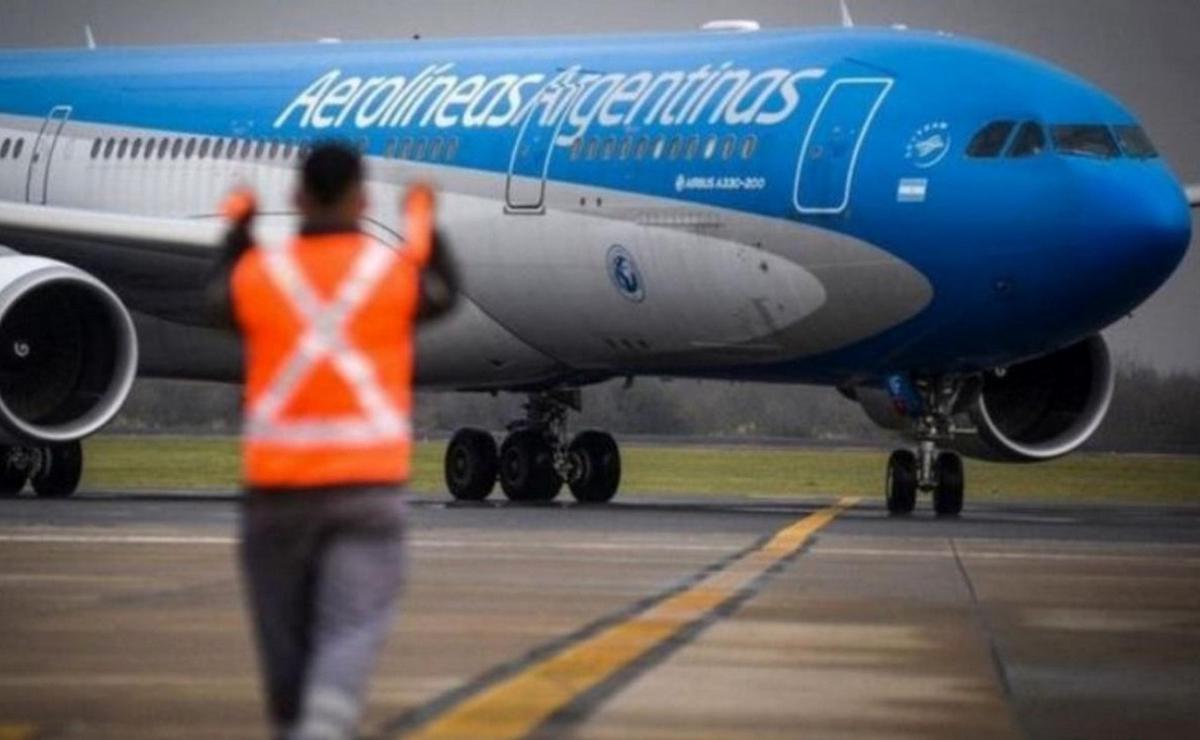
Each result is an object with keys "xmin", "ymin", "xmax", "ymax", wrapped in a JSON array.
[
  {"xmin": 31, "ymin": 442, "xmax": 83, "ymax": 499},
  {"xmin": 444, "ymin": 428, "xmax": 498, "ymax": 501},
  {"xmin": 886, "ymin": 450, "xmax": 917, "ymax": 516},
  {"xmin": 0, "ymin": 447, "xmax": 26, "ymax": 497},
  {"xmin": 932, "ymin": 452, "xmax": 965, "ymax": 517},
  {"xmin": 567, "ymin": 431, "xmax": 621, "ymax": 504},
  {"xmin": 499, "ymin": 430, "xmax": 561, "ymax": 502}
]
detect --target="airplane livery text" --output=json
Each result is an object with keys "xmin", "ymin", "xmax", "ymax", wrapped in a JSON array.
[{"xmin": 274, "ymin": 62, "xmax": 828, "ymax": 144}]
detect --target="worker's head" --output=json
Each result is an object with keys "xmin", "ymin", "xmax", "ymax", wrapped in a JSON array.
[{"xmin": 295, "ymin": 142, "xmax": 367, "ymax": 224}]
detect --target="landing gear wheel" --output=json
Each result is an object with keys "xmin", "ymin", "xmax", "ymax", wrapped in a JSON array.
[
  {"xmin": 444, "ymin": 428, "xmax": 498, "ymax": 501},
  {"xmin": 886, "ymin": 450, "xmax": 917, "ymax": 516},
  {"xmin": 567, "ymin": 431, "xmax": 621, "ymax": 504},
  {"xmin": 0, "ymin": 446, "xmax": 26, "ymax": 497},
  {"xmin": 933, "ymin": 452, "xmax": 965, "ymax": 517},
  {"xmin": 499, "ymin": 430, "xmax": 562, "ymax": 502},
  {"xmin": 31, "ymin": 442, "xmax": 83, "ymax": 499}
]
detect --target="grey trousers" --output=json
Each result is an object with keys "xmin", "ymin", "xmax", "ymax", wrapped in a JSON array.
[{"xmin": 239, "ymin": 486, "xmax": 407, "ymax": 740}]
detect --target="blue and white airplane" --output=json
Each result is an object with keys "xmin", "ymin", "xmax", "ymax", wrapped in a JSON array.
[{"xmin": 0, "ymin": 19, "xmax": 1194, "ymax": 512}]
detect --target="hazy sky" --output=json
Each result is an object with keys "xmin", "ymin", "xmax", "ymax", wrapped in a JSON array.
[{"xmin": 2, "ymin": 0, "xmax": 1197, "ymax": 371}]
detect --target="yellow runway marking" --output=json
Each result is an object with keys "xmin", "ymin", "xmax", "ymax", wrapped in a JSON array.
[
  {"xmin": 409, "ymin": 498, "xmax": 858, "ymax": 740},
  {"xmin": 0, "ymin": 725, "xmax": 35, "ymax": 740}
]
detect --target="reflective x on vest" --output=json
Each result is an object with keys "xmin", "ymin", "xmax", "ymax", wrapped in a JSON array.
[{"xmin": 244, "ymin": 239, "xmax": 410, "ymax": 447}]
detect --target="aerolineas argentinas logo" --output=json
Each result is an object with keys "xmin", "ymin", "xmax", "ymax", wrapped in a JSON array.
[{"xmin": 274, "ymin": 62, "xmax": 826, "ymax": 145}]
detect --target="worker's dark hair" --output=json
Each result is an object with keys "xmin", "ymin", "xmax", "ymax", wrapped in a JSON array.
[{"xmin": 301, "ymin": 141, "xmax": 364, "ymax": 207}]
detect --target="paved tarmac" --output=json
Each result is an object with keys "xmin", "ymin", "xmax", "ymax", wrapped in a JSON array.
[{"xmin": 0, "ymin": 491, "xmax": 1198, "ymax": 739}]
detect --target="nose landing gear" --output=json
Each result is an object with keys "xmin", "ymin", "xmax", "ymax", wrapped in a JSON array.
[
  {"xmin": 884, "ymin": 377, "xmax": 967, "ymax": 517},
  {"xmin": 443, "ymin": 390, "xmax": 622, "ymax": 504}
]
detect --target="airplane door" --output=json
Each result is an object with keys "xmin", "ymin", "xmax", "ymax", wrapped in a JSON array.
[
  {"xmin": 505, "ymin": 77, "xmax": 582, "ymax": 213},
  {"xmin": 793, "ymin": 79, "xmax": 891, "ymax": 215},
  {"xmin": 25, "ymin": 105, "xmax": 72, "ymax": 205}
]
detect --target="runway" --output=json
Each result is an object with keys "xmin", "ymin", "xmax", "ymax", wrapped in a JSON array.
[{"xmin": 1, "ymin": 492, "xmax": 1199, "ymax": 739}]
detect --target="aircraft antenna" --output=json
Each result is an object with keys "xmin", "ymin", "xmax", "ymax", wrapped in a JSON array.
[
  {"xmin": 84, "ymin": 24, "xmax": 97, "ymax": 50},
  {"xmin": 839, "ymin": 0, "xmax": 855, "ymax": 28}
]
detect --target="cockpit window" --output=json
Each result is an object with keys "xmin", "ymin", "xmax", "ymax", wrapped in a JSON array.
[
  {"xmin": 1007, "ymin": 122, "xmax": 1046, "ymax": 158},
  {"xmin": 1113, "ymin": 125, "xmax": 1159, "ymax": 159},
  {"xmin": 966, "ymin": 121, "xmax": 1016, "ymax": 158},
  {"xmin": 1051, "ymin": 125, "xmax": 1120, "ymax": 159}
]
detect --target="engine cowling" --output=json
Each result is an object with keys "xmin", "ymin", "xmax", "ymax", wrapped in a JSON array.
[
  {"xmin": 0, "ymin": 256, "xmax": 137, "ymax": 444},
  {"xmin": 956, "ymin": 336, "xmax": 1114, "ymax": 462},
  {"xmin": 855, "ymin": 335, "xmax": 1115, "ymax": 463}
]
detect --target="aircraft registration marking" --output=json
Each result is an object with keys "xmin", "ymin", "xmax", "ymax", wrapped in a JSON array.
[{"xmin": 406, "ymin": 498, "xmax": 858, "ymax": 739}]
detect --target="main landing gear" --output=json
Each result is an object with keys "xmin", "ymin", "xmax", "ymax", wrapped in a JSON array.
[
  {"xmin": 0, "ymin": 441, "xmax": 84, "ymax": 499},
  {"xmin": 443, "ymin": 390, "xmax": 621, "ymax": 504},
  {"xmin": 885, "ymin": 377, "xmax": 966, "ymax": 518}
]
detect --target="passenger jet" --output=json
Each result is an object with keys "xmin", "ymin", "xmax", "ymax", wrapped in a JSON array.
[{"xmin": 0, "ymin": 19, "xmax": 1194, "ymax": 514}]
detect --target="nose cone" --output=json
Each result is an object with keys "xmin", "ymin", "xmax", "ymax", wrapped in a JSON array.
[{"xmin": 1071, "ymin": 167, "xmax": 1191, "ymax": 327}]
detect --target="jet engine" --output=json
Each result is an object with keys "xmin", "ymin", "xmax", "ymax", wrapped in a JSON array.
[
  {"xmin": 857, "ymin": 335, "xmax": 1115, "ymax": 463},
  {"xmin": 955, "ymin": 336, "xmax": 1114, "ymax": 462},
  {"xmin": 0, "ymin": 255, "xmax": 137, "ymax": 444}
]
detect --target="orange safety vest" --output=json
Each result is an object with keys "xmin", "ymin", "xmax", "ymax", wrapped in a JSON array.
[{"xmin": 230, "ymin": 188, "xmax": 434, "ymax": 489}]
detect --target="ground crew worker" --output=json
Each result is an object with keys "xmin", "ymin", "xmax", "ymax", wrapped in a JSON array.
[{"xmin": 210, "ymin": 142, "xmax": 457, "ymax": 740}]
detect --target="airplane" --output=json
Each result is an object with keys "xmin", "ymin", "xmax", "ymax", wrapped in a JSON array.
[{"xmin": 0, "ymin": 18, "xmax": 1195, "ymax": 515}]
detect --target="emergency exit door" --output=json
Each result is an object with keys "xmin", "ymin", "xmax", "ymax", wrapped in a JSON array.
[
  {"xmin": 25, "ymin": 105, "xmax": 72, "ymax": 205},
  {"xmin": 505, "ymin": 77, "xmax": 584, "ymax": 212},
  {"xmin": 793, "ymin": 79, "xmax": 892, "ymax": 215}
]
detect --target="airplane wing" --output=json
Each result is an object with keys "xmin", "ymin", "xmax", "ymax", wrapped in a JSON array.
[
  {"xmin": 0, "ymin": 201, "xmax": 223, "ymax": 324},
  {"xmin": 0, "ymin": 201, "xmax": 404, "ymax": 324}
]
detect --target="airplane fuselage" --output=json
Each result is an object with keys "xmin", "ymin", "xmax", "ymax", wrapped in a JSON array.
[{"xmin": 0, "ymin": 27, "xmax": 1190, "ymax": 391}]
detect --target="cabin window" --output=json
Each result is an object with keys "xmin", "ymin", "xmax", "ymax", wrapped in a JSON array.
[
  {"xmin": 446, "ymin": 137, "xmax": 459, "ymax": 161},
  {"xmin": 620, "ymin": 135, "xmax": 634, "ymax": 160},
  {"xmin": 966, "ymin": 121, "xmax": 1015, "ymax": 158},
  {"xmin": 170, "ymin": 139, "xmax": 183, "ymax": 159},
  {"xmin": 652, "ymin": 135, "xmax": 666, "ymax": 160},
  {"xmin": 212, "ymin": 139, "xmax": 225, "ymax": 159},
  {"xmin": 635, "ymin": 136, "xmax": 651, "ymax": 160},
  {"xmin": 185, "ymin": 138, "xmax": 197, "ymax": 158},
  {"xmin": 667, "ymin": 136, "xmax": 683, "ymax": 160},
  {"xmin": 430, "ymin": 137, "xmax": 445, "ymax": 161},
  {"xmin": 1051, "ymin": 125, "xmax": 1120, "ymax": 159},
  {"xmin": 88, "ymin": 138, "xmax": 101, "ymax": 159},
  {"xmin": 570, "ymin": 138, "xmax": 583, "ymax": 161},
  {"xmin": 740, "ymin": 135, "xmax": 758, "ymax": 159},
  {"xmin": 198, "ymin": 138, "xmax": 210, "ymax": 159},
  {"xmin": 144, "ymin": 138, "xmax": 156, "ymax": 159},
  {"xmin": 252, "ymin": 140, "xmax": 265, "ymax": 159},
  {"xmin": 704, "ymin": 135, "xmax": 718, "ymax": 160},
  {"xmin": 130, "ymin": 139, "xmax": 143, "ymax": 159},
  {"xmin": 398, "ymin": 138, "xmax": 413, "ymax": 159},
  {"xmin": 104, "ymin": 138, "xmax": 116, "ymax": 159},
  {"xmin": 11, "ymin": 139, "xmax": 23, "ymax": 159},
  {"xmin": 116, "ymin": 139, "xmax": 129, "ymax": 159},
  {"xmin": 685, "ymin": 135, "xmax": 701, "ymax": 161},
  {"xmin": 602, "ymin": 136, "xmax": 617, "ymax": 160},
  {"xmin": 413, "ymin": 138, "xmax": 427, "ymax": 160},
  {"xmin": 385, "ymin": 138, "xmax": 397, "ymax": 158},
  {"xmin": 721, "ymin": 135, "xmax": 736, "ymax": 160},
  {"xmin": 586, "ymin": 137, "xmax": 600, "ymax": 160},
  {"xmin": 1007, "ymin": 122, "xmax": 1046, "ymax": 158},
  {"xmin": 156, "ymin": 139, "xmax": 168, "ymax": 159},
  {"xmin": 1113, "ymin": 125, "xmax": 1158, "ymax": 159}
]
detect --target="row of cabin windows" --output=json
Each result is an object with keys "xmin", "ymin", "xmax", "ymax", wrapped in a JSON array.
[
  {"xmin": 383, "ymin": 136, "xmax": 460, "ymax": 163},
  {"xmin": 89, "ymin": 136, "xmax": 321, "ymax": 163},
  {"xmin": 570, "ymin": 133, "xmax": 757, "ymax": 163},
  {"xmin": 0, "ymin": 138, "xmax": 26, "ymax": 160},
  {"xmin": 967, "ymin": 120, "xmax": 1159, "ymax": 160}
]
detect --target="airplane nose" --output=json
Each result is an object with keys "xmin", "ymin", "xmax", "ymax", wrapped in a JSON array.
[{"xmin": 1071, "ymin": 168, "xmax": 1191, "ymax": 323}]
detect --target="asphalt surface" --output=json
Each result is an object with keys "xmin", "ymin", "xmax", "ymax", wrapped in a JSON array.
[{"xmin": 1, "ymin": 490, "xmax": 1198, "ymax": 739}]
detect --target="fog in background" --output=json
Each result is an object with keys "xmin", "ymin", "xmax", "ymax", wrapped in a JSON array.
[{"xmin": 2, "ymin": 0, "xmax": 1197, "ymax": 373}]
